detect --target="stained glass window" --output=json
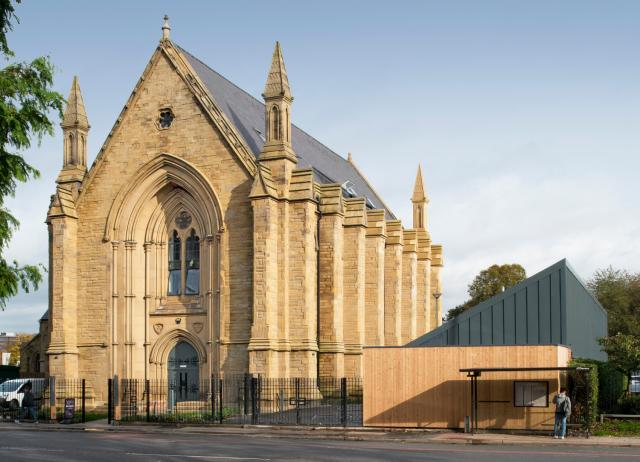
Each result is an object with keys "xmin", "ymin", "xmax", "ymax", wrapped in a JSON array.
[{"xmin": 168, "ymin": 230, "xmax": 181, "ymax": 295}]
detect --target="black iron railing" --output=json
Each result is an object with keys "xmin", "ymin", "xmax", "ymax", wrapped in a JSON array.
[
  {"xmin": 113, "ymin": 376, "xmax": 362, "ymax": 426},
  {"xmin": 0, "ymin": 377, "xmax": 86, "ymax": 424}
]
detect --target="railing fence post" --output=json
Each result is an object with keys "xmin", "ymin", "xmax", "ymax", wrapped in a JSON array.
[
  {"xmin": 585, "ymin": 369, "xmax": 591, "ymax": 438},
  {"xmin": 113, "ymin": 374, "xmax": 120, "ymax": 422},
  {"xmin": 295, "ymin": 378, "xmax": 301, "ymax": 425},
  {"xmin": 210, "ymin": 375, "xmax": 215, "ymax": 422},
  {"xmin": 49, "ymin": 376, "xmax": 56, "ymax": 421},
  {"xmin": 81, "ymin": 379, "xmax": 86, "ymax": 423},
  {"xmin": 244, "ymin": 373, "xmax": 250, "ymax": 416},
  {"xmin": 218, "ymin": 378, "xmax": 223, "ymax": 424},
  {"xmin": 250, "ymin": 376, "xmax": 258, "ymax": 425},
  {"xmin": 107, "ymin": 378, "xmax": 113, "ymax": 424},
  {"xmin": 146, "ymin": 379, "xmax": 151, "ymax": 422},
  {"xmin": 341, "ymin": 377, "xmax": 347, "ymax": 427}
]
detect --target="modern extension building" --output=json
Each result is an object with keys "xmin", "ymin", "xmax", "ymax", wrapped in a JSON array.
[
  {"xmin": 408, "ymin": 259, "xmax": 607, "ymax": 361},
  {"xmin": 363, "ymin": 260, "xmax": 607, "ymax": 431}
]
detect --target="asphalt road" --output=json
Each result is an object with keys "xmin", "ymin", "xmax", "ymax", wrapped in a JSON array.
[{"xmin": 1, "ymin": 428, "xmax": 640, "ymax": 461}]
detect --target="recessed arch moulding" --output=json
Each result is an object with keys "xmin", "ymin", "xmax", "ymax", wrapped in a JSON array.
[{"xmin": 105, "ymin": 153, "xmax": 223, "ymax": 381}]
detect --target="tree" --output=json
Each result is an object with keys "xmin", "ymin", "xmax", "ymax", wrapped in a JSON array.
[
  {"xmin": 7, "ymin": 332, "xmax": 32, "ymax": 365},
  {"xmin": 587, "ymin": 267, "xmax": 640, "ymax": 337},
  {"xmin": 0, "ymin": 0, "xmax": 64, "ymax": 309},
  {"xmin": 598, "ymin": 333, "xmax": 640, "ymax": 394},
  {"xmin": 445, "ymin": 304, "xmax": 466, "ymax": 321},
  {"xmin": 467, "ymin": 264, "xmax": 527, "ymax": 307},
  {"xmin": 445, "ymin": 263, "xmax": 526, "ymax": 321}
]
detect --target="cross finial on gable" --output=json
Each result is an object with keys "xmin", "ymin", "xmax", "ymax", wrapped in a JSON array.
[{"xmin": 162, "ymin": 15, "xmax": 171, "ymax": 41}]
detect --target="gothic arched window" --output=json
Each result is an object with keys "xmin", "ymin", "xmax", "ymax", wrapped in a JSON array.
[
  {"xmin": 286, "ymin": 108, "xmax": 289, "ymax": 142},
  {"xmin": 271, "ymin": 106, "xmax": 280, "ymax": 141},
  {"xmin": 80, "ymin": 135, "xmax": 85, "ymax": 166},
  {"xmin": 168, "ymin": 230, "xmax": 181, "ymax": 295},
  {"xmin": 185, "ymin": 229, "xmax": 200, "ymax": 295},
  {"xmin": 68, "ymin": 133, "xmax": 75, "ymax": 164}
]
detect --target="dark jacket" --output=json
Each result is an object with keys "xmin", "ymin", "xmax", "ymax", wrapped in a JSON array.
[{"xmin": 22, "ymin": 389, "xmax": 35, "ymax": 408}]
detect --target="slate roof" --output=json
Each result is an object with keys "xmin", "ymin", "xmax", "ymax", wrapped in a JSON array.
[{"xmin": 178, "ymin": 46, "xmax": 395, "ymax": 219}]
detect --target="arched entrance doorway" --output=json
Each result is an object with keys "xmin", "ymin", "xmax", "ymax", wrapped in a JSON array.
[{"xmin": 168, "ymin": 341, "xmax": 200, "ymax": 406}]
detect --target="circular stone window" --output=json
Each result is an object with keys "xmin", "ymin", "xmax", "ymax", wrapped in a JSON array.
[{"xmin": 158, "ymin": 108, "xmax": 175, "ymax": 129}]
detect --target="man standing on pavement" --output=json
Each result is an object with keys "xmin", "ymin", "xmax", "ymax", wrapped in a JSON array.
[
  {"xmin": 14, "ymin": 382, "xmax": 38, "ymax": 424},
  {"xmin": 553, "ymin": 387, "xmax": 571, "ymax": 439}
]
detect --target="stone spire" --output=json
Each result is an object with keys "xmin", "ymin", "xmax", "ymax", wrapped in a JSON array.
[
  {"xmin": 412, "ymin": 164, "xmax": 429, "ymax": 229},
  {"xmin": 162, "ymin": 15, "xmax": 171, "ymax": 40},
  {"xmin": 58, "ymin": 76, "xmax": 89, "ymax": 187},
  {"xmin": 263, "ymin": 41, "xmax": 292, "ymax": 100},
  {"xmin": 260, "ymin": 41, "xmax": 296, "ymax": 164},
  {"xmin": 61, "ymin": 76, "xmax": 89, "ymax": 130}
]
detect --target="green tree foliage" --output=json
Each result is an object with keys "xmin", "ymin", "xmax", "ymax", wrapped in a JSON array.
[
  {"xmin": 587, "ymin": 267, "xmax": 640, "ymax": 337},
  {"xmin": 0, "ymin": 0, "xmax": 64, "ymax": 309},
  {"xmin": 466, "ymin": 264, "xmax": 527, "ymax": 307},
  {"xmin": 7, "ymin": 332, "xmax": 32, "ymax": 365},
  {"xmin": 598, "ymin": 334, "xmax": 640, "ymax": 394},
  {"xmin": 445, "ymin": 304, "xmax": 466, "ymax": 321},
  {"xmin": 445, "ymin": 264, "xmax": 526, "ymax": 321}
]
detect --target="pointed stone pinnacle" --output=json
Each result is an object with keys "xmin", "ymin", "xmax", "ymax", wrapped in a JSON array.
[
  {"xmin": 263, "ymin": 41, "xmax": 292, "ymax": 99},
  {"xmin": 61, "ymin": 76, "xmax": 89, "ymax": 129},
  {"xmin": 412, "ymin": 164, "xmax": 428, "ymax": 203}
]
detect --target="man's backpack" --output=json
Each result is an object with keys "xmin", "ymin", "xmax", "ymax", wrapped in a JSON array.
[{"xmin": 560, "ymin": 397, "xmax": 571, "ymax": 417}]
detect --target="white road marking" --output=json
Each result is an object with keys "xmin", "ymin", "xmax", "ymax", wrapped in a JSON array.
[
  {"xmin": 0, "ymin": 446, "xmax": 64, "ymax": 452},
  {"xmin": 126, "ymin": 453, "xmax": 270, "ymax": 461}
]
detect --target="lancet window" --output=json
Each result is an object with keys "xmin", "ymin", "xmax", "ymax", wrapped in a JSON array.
[
  {"xmin": 167, "ymin": 219, "xmax": 201, "ymax": 296},
  {"xmin": 185, "ymin": 229, "xmax": 200, "ymax": 295},
  {"xmin": 271, "ymin": 106, "xmax": 280, "ymax": 141},
  {"xmin": 168, "ymin": 230, "xmax": 181, "ymax": 295}
]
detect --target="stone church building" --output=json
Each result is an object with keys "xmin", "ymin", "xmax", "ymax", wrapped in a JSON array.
[{"xmin": 28, "ymin": 19, "xmax": 443, "ymax": 392}]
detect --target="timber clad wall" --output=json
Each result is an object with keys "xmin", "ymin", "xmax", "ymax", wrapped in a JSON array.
[{"xmin": 363, "ymin": 345, "xmax": 571, "ymax": 429}]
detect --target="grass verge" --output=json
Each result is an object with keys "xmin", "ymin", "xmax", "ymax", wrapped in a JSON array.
[{"xmin": 593, "ymin": 420, "xmax": 640, "ymax": 437}]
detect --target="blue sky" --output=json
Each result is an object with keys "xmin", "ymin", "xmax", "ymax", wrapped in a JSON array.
[{"xmin": 1, "ymin": 1, "xmax": 639, "ymax": 332}]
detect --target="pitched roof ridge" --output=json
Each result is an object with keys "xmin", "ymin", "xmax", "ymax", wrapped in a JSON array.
[
  {"xmin": 176, "ymin": 45, "xmax": 346, "ymax": 162},
  {"xmin": 563, "ymin": 259, "xmax": 607, "ymax": 315},
  {"xmin": 176, "ymin": 45, "xmax": 266, "ymax": 110},
  {"xmin": 176, "ymin": 44, "xmax": 396, "ymax": 218}
]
